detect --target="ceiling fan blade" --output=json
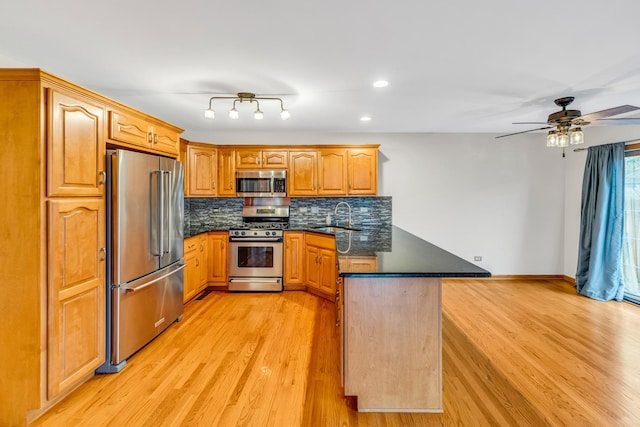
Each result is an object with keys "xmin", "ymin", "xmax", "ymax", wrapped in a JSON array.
[
  {"xmin": 495, "ymin": 126, "xmax": 553, "ymax": 139},
  {"xmin": 512, "ymin": 121, "xmax": 549, "ymax": 125},
  {"xmin": 578, "ymin": 105, "xmax": 640, "ymax": 122},
  {"xmin": 592, "ymin": 117, "xmax": 640, "ymax": 125}
]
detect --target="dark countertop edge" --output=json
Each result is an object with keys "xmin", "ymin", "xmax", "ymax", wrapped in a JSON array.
[{"xmin": 340, "ymin": 272, "xmax": 492, "ymax": 278}]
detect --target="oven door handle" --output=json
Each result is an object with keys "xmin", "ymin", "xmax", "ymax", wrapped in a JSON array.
[{"xmin": 229, "ymin": 237, "xmax": 283, "ymax": 242}]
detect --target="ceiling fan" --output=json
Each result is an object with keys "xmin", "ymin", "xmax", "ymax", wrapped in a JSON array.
[{"xmin": 496, "ymin": 97, "xmax": 640, "ymax": 148}]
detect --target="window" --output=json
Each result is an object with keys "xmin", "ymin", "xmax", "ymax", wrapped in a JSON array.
[{"xmin": 622, "ymin": 153, "xmax": 640, "ymax": 304}]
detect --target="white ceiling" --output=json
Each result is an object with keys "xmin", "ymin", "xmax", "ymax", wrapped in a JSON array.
[{"xmin": 2, "ymin": 0, "xmax": 640, "ymax": 140}]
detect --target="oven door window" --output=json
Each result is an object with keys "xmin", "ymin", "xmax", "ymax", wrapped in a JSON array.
[{"xmin": 237, "ymin": 246, "xmax": 274, "ymax": 268}]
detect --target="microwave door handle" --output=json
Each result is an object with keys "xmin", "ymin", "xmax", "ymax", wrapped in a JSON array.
[{"xmin": 270, "ymin": 176, "xmax": 275, "ymax": 195}]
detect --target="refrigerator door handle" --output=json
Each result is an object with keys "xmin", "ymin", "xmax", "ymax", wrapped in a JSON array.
[
  {"xmin": 122, "ymin": 263, "xmax": 186, "ymax": 293},
  {"xmin": 150, "ymin": 170, "xmax": 163, "ymax": 256},
  {"xmin": 163, "ymin": 170, "xmax": 173, "ymax": 254}
]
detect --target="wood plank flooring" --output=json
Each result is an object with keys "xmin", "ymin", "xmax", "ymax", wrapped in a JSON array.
[{"xmin": 31, "ymin": 279, "xmax": 640, "ymax": 426}]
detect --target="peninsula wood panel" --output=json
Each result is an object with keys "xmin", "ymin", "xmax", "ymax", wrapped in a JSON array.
[{"xmin": 344, "ymin": 276, "xmax": 442, "ymax": 411}]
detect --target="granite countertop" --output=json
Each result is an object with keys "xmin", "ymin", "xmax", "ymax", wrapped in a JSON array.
[{"xmin": 313, "ymin": 225, "xmax": 491, "ymax": 278}]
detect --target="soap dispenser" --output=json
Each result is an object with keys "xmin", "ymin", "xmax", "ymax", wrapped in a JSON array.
[{"xmin": 325, "ymin": 213, "xmax": 332, "ymax": 225}]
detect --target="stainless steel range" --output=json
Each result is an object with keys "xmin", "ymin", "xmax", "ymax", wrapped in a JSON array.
[{"xmin": 228, "ymin": 198, "xmax": 289, "ymax": 292}]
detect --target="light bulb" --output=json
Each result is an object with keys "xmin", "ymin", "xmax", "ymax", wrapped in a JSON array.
[
  {"xmin": 570, "ymin": 128, "xmax": 584, "ymax": 145},
  {"xmin": 547, "ymin": 131, "xmax": 558, "ymax": 147},
  {"xmin": 558, "ymin": 133, "xmax": 569, "ymax": 148},
  {"xmin": 280, "ymin": 109, "xmax": 291, "ymax": 120},
  {"xmin": 204, "ymin": 108, "xmax": 215, "ymax": 119},
  {"xmin": 229, "ymin": 108, "xmax": 239, "ymax": 119},
  {"xmin": 254, "ymin": 109, "xmax": 264, "ymax": 120}
]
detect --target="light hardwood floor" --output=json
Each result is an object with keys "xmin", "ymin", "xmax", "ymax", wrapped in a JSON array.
[{"xmin": 31, "ymin": 279, "xmax": 640, "ymax": 426}]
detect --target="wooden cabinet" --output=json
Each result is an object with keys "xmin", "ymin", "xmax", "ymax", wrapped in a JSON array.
[
  {"xmin": 305, "ymin": 233, "xmax": 337, "ymax": 299},
  {"xmin": 47, "ymin": 199, "xmax": 105, "ymax": 398},
  {"xmin": 0, "ymin": 69, "xmax": 183, "ymax": 426},
  {"xmin": 347, "ymin": 148, "xmax": 378, "ymax": 195},
  {"xmin": 289, "ymin": 148, "xmax": 373, "ymax": 196},
  {"xmin": 236, "ymin": 149, "xmax": 288, "ymax": 169},
  {"xmin": 48, "ymin": 89, "xmax": 106, "ymax": 197},
  {"xmin": 187, "ymin": 145, "xmax": 217, "ymax": 196},
  {"xmin": 217, "ymin": 149, "xmax": 236, "ymax": 196},
  {"xmin": 289, "ymin": 151, "xmax": 318, "ymax": 196},
  {"xmin": 318, "ymin": 149, "xmax": 348, "ymax": 195},
  {"xmin": 208, "ymin": 232, "xmax": 228, "ymax": 285},
  {"xmin": 108, "ymin": 110, "xmax": 180, "ymax": 156},
  {"xmin": 284, "ymin": 232, "xmax": 305, "ymax": 288},
  {"xmin": 198, "ymin": 234, "xmax": 209, "ymax": 289},
  {"xmin": 338, "ymin": 256, "xmax": 378, "ymax": 273},
  {"xmin": 183, "ymin": 236, "xmax": 200, "ymax": 303}
]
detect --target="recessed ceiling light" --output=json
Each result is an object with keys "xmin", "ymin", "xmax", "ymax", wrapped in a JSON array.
[
  {"xmin": 373, "ymin": 80, "xmax": 389, "ymax": 88},
  {"xmin": 360, "ymin": 116, "xmax": 372, "ymax": 122}
]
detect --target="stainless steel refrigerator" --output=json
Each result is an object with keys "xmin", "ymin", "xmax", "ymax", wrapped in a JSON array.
[{"xmin": 97, "ymin": 149, "xmax": 185, "ymax": 373}]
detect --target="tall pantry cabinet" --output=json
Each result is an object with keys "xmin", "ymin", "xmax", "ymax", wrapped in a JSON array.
[{"xmin": 0, "ymin": 69, "xmax": 186, "ymax": 427}]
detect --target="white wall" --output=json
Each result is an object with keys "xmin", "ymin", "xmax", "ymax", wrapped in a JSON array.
[{"xmin": 187, "ymin": 131, "xmax": 566, "ymax": 275}]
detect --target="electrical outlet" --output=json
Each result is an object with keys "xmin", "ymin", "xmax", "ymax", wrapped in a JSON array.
[
  {"xmin": 474, "ymin": 256, "xmax": 482, "ymax": 261},
  {"xmin": 212, "ymin": 208, "xmax": 220, "ymax": 214},
  {"xmin": 299, "ymin": 207, "xmax": 308, "ymax": 213},
  {"xmin": 311, "ymin": 206, "xmax": 319, "ymax": 214},
  {"xmin": 359, "ymin": 235, "xmax": 369, "ymax": 241},
  {"xmin": 360, "ymin": 207, "xmax": 368, "ymax": 213}
]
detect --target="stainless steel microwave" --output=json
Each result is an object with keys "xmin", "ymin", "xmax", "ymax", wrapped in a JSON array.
[{"xmin": 236, "ymin": 170, "xmax": 287, "ymax": 197}]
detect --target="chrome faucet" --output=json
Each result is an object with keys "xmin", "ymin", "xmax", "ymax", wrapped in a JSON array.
[{"xmin": 334, "ymin": 201, "xmax": 352, "ymax": 227}]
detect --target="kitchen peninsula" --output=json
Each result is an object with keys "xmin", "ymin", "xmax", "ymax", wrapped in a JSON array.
[{"xmin": 330, "ymin": 225, "xmax": 490, "ymax": 412}]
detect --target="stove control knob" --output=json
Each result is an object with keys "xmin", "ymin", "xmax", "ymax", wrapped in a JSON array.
[
  {"xmin": 265, "ymin": 231, "xmax": 271, "ymax": 236},
  {"xmin": 241, "ymin": 231, "xmax": 246, "ymax": 236}
]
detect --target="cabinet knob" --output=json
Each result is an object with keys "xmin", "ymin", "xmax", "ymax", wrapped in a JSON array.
[
  {"xmin": 154, "ymin": 134, "xmax": 158, "ymax": 144},
  {"xmin": 99, "ymin": 247, "xmax": 106, "ymax": 261},
  {"xmin": 147, "ymin": 132, "xmax": 153, "ymax": 143},
  {"xmin": 212, "ymin": 181, "xmax": 216, "ymax": 189},
  {"xmin": 196, "ymin": 258, "xmax": 200, "ymax": 267}
]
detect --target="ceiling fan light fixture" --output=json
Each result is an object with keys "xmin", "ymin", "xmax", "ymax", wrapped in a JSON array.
[
  {"xmin": 547, "ymin": 130, "xmax": 559, "ymax": 147},
  {"xmin": 570, "ymin": 127, "xmax": 584, "ymax": 145}
]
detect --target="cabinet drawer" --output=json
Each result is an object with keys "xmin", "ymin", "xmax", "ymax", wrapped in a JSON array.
[
  {"xmin": 305, "ymin": 232, "xmax": 336, "ymax": 250},
  {"xmin": 184, "ymin": 236, "xmax": 199, "ymax": 254}
]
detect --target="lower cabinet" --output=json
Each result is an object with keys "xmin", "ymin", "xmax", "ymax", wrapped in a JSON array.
[
  {"xmin": 183, "ymin": 236, "xmax": 200, "ymax": 303},
  {"xmin": 284, "ymin": 232, "xmax": 305, "ymax": 288},
  {"xmin": 208, "ymin": 232, "xmax": 228, "ymax": 286},
  {"xmin": 304, "ymin": 233, "xmax": 337, "ymax": 299},
  {"xmin": 338, "ymin": 256, "xmax": 378, "ymax": 273}
]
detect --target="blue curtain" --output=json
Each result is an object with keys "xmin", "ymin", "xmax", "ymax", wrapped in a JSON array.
[{"xmin": 576, "ymin": 142, "xmax": 625, "ymax": 301}]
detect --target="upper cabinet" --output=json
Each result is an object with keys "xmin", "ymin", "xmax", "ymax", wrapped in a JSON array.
[
  {"xmin": 183, "ymin": 143, "xmax": 379, "ymax": 198},
  {"xmin": 289, "ymin": 147, "xmax": 377, "ymax": 197},
  {"xmin": 187, "ymin": 144, "xmax": 217, "ymax": 196},
  {"xmin": 108, "ymin": 110, "xmax": 180, "ymax": 157},
  {"xmin": 235, "ymin": 149, "xmax": 288, "ymax": 169},
  {"xmin": 47, "ymin": 88, "xmax": 106, "ymax": 197}
]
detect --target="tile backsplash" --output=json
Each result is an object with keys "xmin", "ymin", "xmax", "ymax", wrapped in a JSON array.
[{"xmin": 184, "ymin": 196, "xmax": 392, "ymax": 236}]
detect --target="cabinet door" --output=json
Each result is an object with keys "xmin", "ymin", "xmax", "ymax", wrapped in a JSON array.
[
  {"xmin": 109, "ymin": 110, "xmax": 152, "ymax": 148},
  {"xmin": 198, "ymin": 235, "xmax": 209, "ymax": 289},
  {"xmin": 188, "ymin": 146, "xmax": 217, "ymax": 196},
  {"xmin": 48, "ymin": 199, "xmax": 105, "ymax": 399},
  {"xmin": 217, "ymin": 149, "xmax": 236, "ymax": 196},
  {"xmin": 235, "ymin": 149, "xmax": 262, "ymax": 169},
  {"xmin": 208, "ymin": 232, "xmax": 228, "ymax": 284},
  {"xmin": 318, "ymin": 149, "xmax": 347, "ymax": 195},
  {"xmin": 305, "ymin": 245, "xmax": 320, "ymax": 290},
  {"xmin": 289, "ymin": 151, "xmax": 318, "ymax": 196},
  {"xmin": 262, "ymin": 150, "xmax": 288, "ymax": 169},
  {"xmin": 284, "ymin": 232, "xmax": 304, "ymax": 286},
  {"xmin": 183, "ymin": 250, "xmax": 198, "ymax": 303},
  {"xmin": 150, "ymin": 124, "xmax": 179, "ymax": 156},
  {"xmin": 48, "ymin": 89, "xmax": 105, "ymax": 197},
  {"xmin": 347, "ymin": 148, "xmax": 378, "ymax": 195},
  {"xmin": 318, "ymin": 247, "xmax": 337, "ymax": 295}
]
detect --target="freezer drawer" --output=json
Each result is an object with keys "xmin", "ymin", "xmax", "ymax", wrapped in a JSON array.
[{"xmin": 111, "ymin": 263, "xmax": 185, "ymax": 364}]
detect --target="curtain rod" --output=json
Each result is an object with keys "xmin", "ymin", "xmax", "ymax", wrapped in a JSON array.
[{"xmin": 573, "ymin": 137, "xmax": 640, "ymax": 152}]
